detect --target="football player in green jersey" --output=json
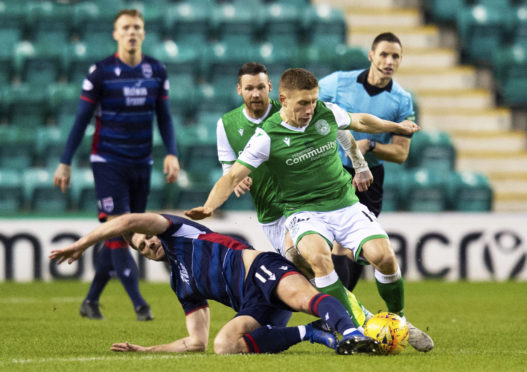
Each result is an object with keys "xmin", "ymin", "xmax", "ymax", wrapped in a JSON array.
[
  {"xmin": 217, "ymin": 63, "xmax": 373, "ymax": 255},
  {"xmin": 186, "ymin": 68, "xmax": 433, "ymax": 351}
]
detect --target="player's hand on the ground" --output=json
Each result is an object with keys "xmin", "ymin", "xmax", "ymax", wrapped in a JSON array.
[
  {"xmin": 234, "ymin": 176, "xmax": 252, "ymax": 197},
  {"xmin": 353, "ymin": 168, "xmax": 373, "ymax": 192},
  {"xmin": 111, "ymin": 342, "xmax": 148, "ymax": 352},
  {"xmin": 53, "ymin": 163, "xmax": 72, "ymax": 194},
  {"xmin": 49, "ymin": 245, "xmax": 85, "ymax": 265},
  {"xmin": 164, "ymin": 154, "xmax": 180, "ymax": 183},
  {"xmin": 184, "ymin": 206, "xmax": 213, "ymax": 220},
  {"xmin": 396, "ymin": 120, "xmax": 420, "ymax": 135}
]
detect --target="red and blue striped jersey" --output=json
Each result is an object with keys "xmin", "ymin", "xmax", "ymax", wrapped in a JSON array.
[
  {"xmin": 157, "ymin": 214, "xmax": 252, "ymax": 315},
  {"xmin": 80, "ymin": 54, "xmax": 170, "ymax": 165}
]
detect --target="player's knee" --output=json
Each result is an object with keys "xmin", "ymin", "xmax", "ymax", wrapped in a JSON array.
[
  {"xmin": 305, "ymin": 251, "xmax": 334, "ymax": 276},
  {"xmin": 370, "ymin": 248, "xmax": 397, "ymax": 274},
  {"xmin": 213, "ymin": 334, "xmax": 240, "ymax": 354}
]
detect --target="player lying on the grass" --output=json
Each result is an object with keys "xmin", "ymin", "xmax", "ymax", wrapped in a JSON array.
[{"xmin": 49, "ymin": 213, "xmax": 378, "ymax": 355}]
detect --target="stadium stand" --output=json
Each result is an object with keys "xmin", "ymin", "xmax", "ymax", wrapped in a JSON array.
[
  {"xmin": 4, "ymin": 0, "xmax": 523, "ymax": 213},
  {"xmin": 0, "ymin": 168, "xmax": 23, "ymax": 213}
]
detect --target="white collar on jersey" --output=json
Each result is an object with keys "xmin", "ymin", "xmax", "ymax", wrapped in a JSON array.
[{"xmin": 242, "ymin": 103, "xmax": 273, "ymax": 124}]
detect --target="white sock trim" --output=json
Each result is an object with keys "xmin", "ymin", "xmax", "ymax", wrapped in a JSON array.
[
  {"xmin": 298, "ymin": 325, "xmax": 306, "ymax": 340},
  {"xmin": 314, "ymin": 271, "xmax": 339, "ymax": 288},
  {"xmin": 374, "ymin": 266, "xmax": 401, "ymax": 284},
  {"xmin": 342, "ymin": 328, "xmax": 357, "ymax": 336}
]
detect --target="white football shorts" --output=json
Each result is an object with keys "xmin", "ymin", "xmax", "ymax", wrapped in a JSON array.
[
  {"xmin": 260, "ymin": 216, "xmax": 287, "ymax": 256},
  {"xmin": 285, "ymin": 203, "xmax": 388, "ymax": 263}
]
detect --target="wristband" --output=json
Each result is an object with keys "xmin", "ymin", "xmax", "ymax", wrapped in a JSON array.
[{"xmin": 367, "ymin": 139, "xmax": 376, "ymax": 153}]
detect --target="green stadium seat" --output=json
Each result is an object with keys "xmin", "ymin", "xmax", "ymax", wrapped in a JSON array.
[
  {"xmin": 296, "ymin": 44, "xmax": 368, "ymax": 79},
  {"xmin": 204, "ymin": 41, "xmax": 260, "ymax": 87},
  {"xmin": 3, "ymin": 83, "xmax": 48, "ymax": 128},
  {"xmin": 71, "ymin": 167, "xmax": 96, "ymax": 213},
  {"xmin": 23, "ymin": 167, "xmax": 70, "ymax": 212},
  {"xmin": 261, "ymin": 3, "xmax": 301, "ymax": 46},
  {"xmin": 126, "ymin": 0, "xmax": 166, "ymax": 35},
  {"xmin": 211, "ymin": 3, "xmax": 258, "ymax": 44},
  {"xmin": 446, "ymin": 171, "xmax": 493, "ymax": 211},
  {"xmin": 47, "ymin": 83, "xmax": 80, "ymax": 127},
  {"xmin": 406, "ymin": 130, "xmax": 456, "ymax": 172},
  {"xmin": 173, "ymin": 187, "xmax": 210, "ymax": 210},
  {"xmin": 424, "ymin": 0, "xmax": 465, "ymax": 24},
  {"xmin": 147, "ymin": 169, "xmax": 170, "ymax": 211},
  {"xmin": 25, "ymin": 1, "xmax": 72, "ymax": 47},
  {"xmin": 302, "ymin": 5, "xmax": 347, "ymax": 48},
  {"xmin": 148, "ymin": 40, "xmax": 200, "ymax": 107},
  {"xmin": 164, "ymin": 2, "xmax": 212, "ymax": 46},
  {"xmin": 222, "ymin": 192, "xmax": 255, "ymax": 211},
  {"xmin": 12, "ymin": 40, "xmax": 63, "ymax": 86},
  {"xmin": 34, "ymin": 127, "xmax": 67, "ymax": 168},
  {"xmin": 195, "ymin": 81, "xmax": 238, "ymax": 113},
  {"xmin": 457, "ymin": 4, "xmax": 514, "ymax": 65},
  {"xmin": 65, "ymin": 41, "xmax": 114, "ymax": 86},
  {"xmin": 382, "ymin": 162, "xmax": 406, "ymax": 212},
  {"xmin": 253, "ymin": 41, "xmax": 297, "ymax": 76},
  {"xmin": 0, "ymin": 168, "xmax": 23, "ymax": 213},
  {"xmin": 400, "ymin": 168, "xmax": 448, "ymax": 212},
  {"xmin": 0, "ymin": 126, "xmax": 35, "ymax": 169},
  {"xmin": 493, "ymin": 43, "xmax": 527, "ymax": 105}
]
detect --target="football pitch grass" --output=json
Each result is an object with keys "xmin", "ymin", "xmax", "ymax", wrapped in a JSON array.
[{"xmin": 1, "ymin": 280, "xmax": 525, "ymax": 372}]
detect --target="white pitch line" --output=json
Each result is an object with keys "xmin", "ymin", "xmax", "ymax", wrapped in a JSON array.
[
  {"xmin": 7, "ymin": 354, "xmax": 206, "ymax": 365},
  {"xmin": 0, "ymin": 297, "xmax": 83, "ymax": 304}
]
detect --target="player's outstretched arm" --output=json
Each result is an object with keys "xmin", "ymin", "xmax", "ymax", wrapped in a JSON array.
[
  {"xmin": 185, "ymin": 162, "xmax": 252, "ymax": 220},
  {"xmin": 348, "ymin": 113, "xmax": 419, "ymax": 135},
  {"xmin": 111, "ymin": 307, "xmax": 210, "ymax": 353},
  {"xmin": 49, "ymin": 213, "xmax": 170, "ymax": 264}
]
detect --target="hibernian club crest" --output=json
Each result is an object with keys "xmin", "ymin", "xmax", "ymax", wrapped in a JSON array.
[{"xmin": 314, "ymin": 119, "xmax": 330, "ymax": 135}]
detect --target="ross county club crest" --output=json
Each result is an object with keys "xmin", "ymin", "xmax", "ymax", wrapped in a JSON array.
[
  {"xmin": 101, "ymin": 197, "xmax": 114, "ymax": 212},
  {"xmin": 314, "ymin": 119, "xmax": 330, "ymax": 136},
  {"xmin": 142, "ymin": 63, "xmax": 152, "ymax": 78},
  {"xmin": 114, "ymin": 67, "xmax": 121, "ymax": 76}
]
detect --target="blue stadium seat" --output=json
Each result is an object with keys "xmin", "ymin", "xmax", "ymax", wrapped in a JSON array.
[{"xmin": 0, "ymin": 168, "xmax": 24, "ymax": 213}]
